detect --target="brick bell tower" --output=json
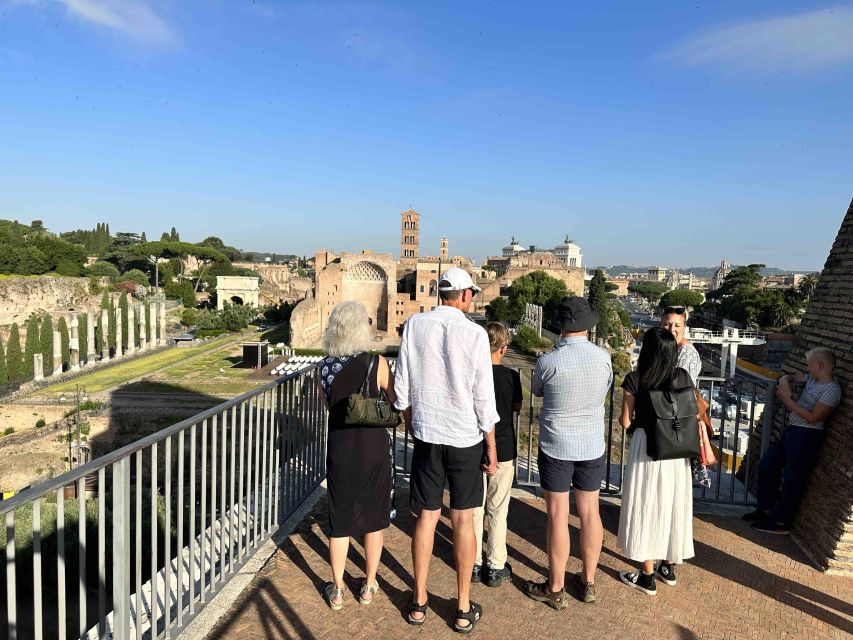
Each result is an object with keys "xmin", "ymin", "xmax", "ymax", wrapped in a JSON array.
[{"xmin": 400, "ymin": 209, "xmax": 420, "ymax": 266}]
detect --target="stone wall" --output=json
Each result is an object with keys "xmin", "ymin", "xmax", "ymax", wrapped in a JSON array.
[
  {"xmin": 0, "ymin": 276, "xmax": 98, "ymax": 330},
  {"xmin": 748, "ymin": 198, "xmax": 852, "ymax": 573}
]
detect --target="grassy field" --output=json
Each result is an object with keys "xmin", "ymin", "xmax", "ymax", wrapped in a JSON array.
[
  {"xmin": 28, "ymin": 334, "xmax": 237, "ymax": 395},
  {"xmin": 145, "ymin": 342, "xmax": 263, "ymax": 396}
]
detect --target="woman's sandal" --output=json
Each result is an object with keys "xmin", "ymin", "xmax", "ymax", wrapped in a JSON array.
[
  {"xmin": 406, "ymin": 597, "xmax": 429, "ymax": 625},
  {"xmin": 453, "ymin": 601, "xmax": 482, "ymax": 634},
  {"xmin": 359, "ymin": 579, "xmax": 380, "ymax": 605},
  {"xmin": 324, "ymin": 583, "xmax": 344, "ymax": 611}
]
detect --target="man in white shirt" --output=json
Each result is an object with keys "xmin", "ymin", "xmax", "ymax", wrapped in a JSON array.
[{"xmin": 394, "ymin": 267, "xmax": 499, "ymax": 633}]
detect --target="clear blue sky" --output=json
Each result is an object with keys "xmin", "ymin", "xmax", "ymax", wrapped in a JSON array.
[{"xmin": 1, "ymin": 1, "xmax": 851, "ymax": 270}]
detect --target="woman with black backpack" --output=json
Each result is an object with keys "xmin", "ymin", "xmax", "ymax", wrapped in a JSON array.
[{"xmin": 617, "ymin": 327, "xmax": 699, "ymax": 596}]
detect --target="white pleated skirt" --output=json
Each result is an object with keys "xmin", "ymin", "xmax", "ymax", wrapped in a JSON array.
[{"xmin": 617, "ymin": 428, "xmax": 695, "ymax": 563}]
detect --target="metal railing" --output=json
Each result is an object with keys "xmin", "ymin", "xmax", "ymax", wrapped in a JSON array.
[{"xmin": 1, "ymin": 364, "xmax": 327, "ymax": 640}]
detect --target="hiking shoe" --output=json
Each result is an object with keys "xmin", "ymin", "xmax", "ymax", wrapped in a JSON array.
[
  {"xmin": 572, "ymin": 573, "xmax": 597, "ymax": 603},
  {"xmin": 471, "ymin": 564, "xmax": 482, "ymax": 584},
  {"xmin": 655, "ymin": 562, "xmax": 676, "ymax": 586},
  {"xmin": 484, "ymin": 562, "xmax": 512, "ymax": 587},
  {"xmin": 751, "ymin": 519, "xmax": 790, "ymax": 535},
  {"xmin": 619, "ymin": 570, "xmax": 657, "ymax": 596},
  {"xmin": 741, "ymin": 509, "xmax": 767, "ymax": 522},
  {"xmin": 524, "ymin": 579, "xmax": 569, "ymax": 610}
]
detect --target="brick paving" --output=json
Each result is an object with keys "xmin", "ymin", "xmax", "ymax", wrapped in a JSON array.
[{"xmin": 208, "ymin": 488, "xmax": 853, "ymax": 640}]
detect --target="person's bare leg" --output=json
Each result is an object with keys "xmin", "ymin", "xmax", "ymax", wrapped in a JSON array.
[
  {"xmin": 642, "ymin": 559, "xmax": 655, "ymax": 575},
  {"xmin": 328, "ymin": 536, "xmax": 349, "ymax": 606},
  {"xmin": 544, "ymin": 490, "xmax": 570, "ymax": 592},
  {"xmin": 573, "ymin": 489, "xmax": 603, "ymax": 584},
  {"xmin": 362, "ymin": 530, "xmax": 384, "ymax": 600},
  {"xmin": 410, "ymin": 508, "xmax": 440, "ymax": 620},
  {"xmin": 450, "ymin": 507, "xmax": 476, "ymax": 629}
]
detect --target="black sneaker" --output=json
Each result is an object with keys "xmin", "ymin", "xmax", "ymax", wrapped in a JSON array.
[
  {"xmin": 619, "ymin": 570, "xmax": 657, "ymax": 596},
  {"xmin": 471, "ymin": 564, "xmax": 482, "ymax": 584},
  {"xmin": 751, "ymin": 519, "xmax": 790, "ymax": 535},
  {"xmin": 655, "ymin": 562, "xmax": 676, "ymax": 586},
  {"xmin": 741, "ymin": 509, "xmax": 767, "ymax": 522},
  {"xmin": 484, "ymin": 562, "xmax": 512, "ymax": 587}
]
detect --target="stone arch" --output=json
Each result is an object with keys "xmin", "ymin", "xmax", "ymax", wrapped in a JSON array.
[
  {"xmin": 230, "ymin": 295, "xmax": 244, "ymax": 305},
  {"xmin": 429, "ymin": 279, "xmax": 437, "ymax": 296}
]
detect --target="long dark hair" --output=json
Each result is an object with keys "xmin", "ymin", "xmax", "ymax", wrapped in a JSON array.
[{"xmin": 637, "ymin": 327, "xmax": 678, "ymax": 390}]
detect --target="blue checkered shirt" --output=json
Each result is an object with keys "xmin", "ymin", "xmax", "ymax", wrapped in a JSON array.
[{"xmin": 532, "ymin": 336, "xmax": 613, "ymax": 461}]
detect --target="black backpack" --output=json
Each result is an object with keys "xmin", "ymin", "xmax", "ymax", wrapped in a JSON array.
[{"xmin": 645, "ymin": 383, "xmax": 701, "ymax": 461}]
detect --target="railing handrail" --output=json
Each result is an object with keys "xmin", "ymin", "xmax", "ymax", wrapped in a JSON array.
[{"xmin": 0, "ymin": 362, "xmax": 322, "ymax": 517}]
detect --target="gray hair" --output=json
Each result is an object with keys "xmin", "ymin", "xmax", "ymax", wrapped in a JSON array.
[{"xmin": 323, "ymin": 300, "xmax": 373, "ymax": 357}]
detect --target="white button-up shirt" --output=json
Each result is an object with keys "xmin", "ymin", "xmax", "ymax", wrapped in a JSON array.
[{"xmin": 394, "ymin": 306, "xmax": 499, "ymax": 447}]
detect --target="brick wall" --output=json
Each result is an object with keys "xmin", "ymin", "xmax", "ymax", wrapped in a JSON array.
[{"xmin": 751, "ymin": 198, "xmax": 853, "ymax": 573}]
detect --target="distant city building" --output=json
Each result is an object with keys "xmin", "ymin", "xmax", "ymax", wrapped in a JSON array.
[
  {"xmin": 400, "ymin": 209, "xmax": 420, "ymax": 265},
  {"xmin": 760, "ymin": 273, "xmax": 804, "ymax": 289},
  {"xmin": 439, "ymin": 236, "xmax": 448, "ymax": 261},
  {"xmin": 606, "ymin": 278, "xmax": 630, "ymax": 297},
  {"xmin": 553, "ymin": 235, "xmax": 583, "ymax": 268},
  {"xmin": 647, "ymin": 266, "xmax": 667, "ymax": 282}
]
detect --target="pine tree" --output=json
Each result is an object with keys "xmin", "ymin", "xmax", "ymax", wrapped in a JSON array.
[
  {"xmin": 24, "ymin": 314, "xmax": 40, "ymax": 379},
  {"xmin": 78, "ymin": 312, "xmax": 88, "ymax": 362},
  {"xmin": 40, "ymin": 315, "xmax": 54, "ymax": 376},
  {"xmin": 58, "ymin": 317, "xmax": 70, "ymax": 371},
  {"xmin": 119, "ymin": 293, "xmax": 129, "ymax": 351},
  {"xmin": 0, "ymin": 336, "xmax": 7, "ymax": 386},
  {"xmin": 587, "ymin": 269, "xmax": 610, "ymax": 345},
  {"xmin": 6, "ymin": 323, "xmax": 24, "ymax": 383}
]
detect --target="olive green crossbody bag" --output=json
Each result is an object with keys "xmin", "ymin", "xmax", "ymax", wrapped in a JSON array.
[{"xmin": 344, "ymin": 355, "xmax": 401, "ymax": 427}]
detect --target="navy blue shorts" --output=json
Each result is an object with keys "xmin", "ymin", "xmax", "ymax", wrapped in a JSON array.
[{"xmin": 538, "ymin": 450, "xmax": 605, "ymax": 492}]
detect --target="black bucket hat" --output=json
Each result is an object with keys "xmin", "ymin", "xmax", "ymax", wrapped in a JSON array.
[{"xmin": 551, "ymin": 296, "xmax": 599, "ymax": 333}]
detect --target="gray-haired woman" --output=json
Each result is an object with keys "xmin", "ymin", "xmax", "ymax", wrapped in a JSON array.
[{"xmin": 319, "ymin": 301, "xmax": 397, "ymax": 611}]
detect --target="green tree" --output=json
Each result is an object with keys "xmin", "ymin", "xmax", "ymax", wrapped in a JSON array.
[
  {"xmin": 659, "ymin": 289, "xmax": 704, "ymax": 309},
  {"xmin": 121, "ymin": 269, "xmax": 150, "ymax": 287},
  {"xmin": 611, "ymin": 351, "xmax": 632, "ymax": 375},
  {"xmin": 24, "ymin": 314, "xmax": 41, "ymax": 379},
  {"xmin": 78, "ymin": 312, "xmax": 88, "ymax": 362},
  {"xmin": 0, "ymin": 336, "xmax": 7, "ymax": 386},
  {"xmin": 511, "ymin": 325, "xmax": 552, "ymax": 356},
  {"xmin": 6, "ymin": 323, "xmax": 23, "ymax": 383},
  {"xmin": 170, "ymin": 227, "xmax": 179, "ymax": 242},
  {"xmin": 798, "ymin": 273, "xmax": 819, "ymax": 301},
  {"xmin": 140, "ymin": 231, "xmax": 147, "ymax": 243},
  {"xmin": 39, "ymin": 314, "xmax": 54, "ymax": 376},
  {"xmin": 86, "ymin": 261, "xmax": 121, "ymax": 283},
  {"xmin": 58, "ymin": 316, "xmax": 70, "ymax": 371},
  {"xmin": 119, "ymin": 293, "xmax": 129, "ymax": 351},
  {"xmin": 56, "ymin": 259, "xmax": 83, "ymax": 276},
  {"xmin": 628, "ymin": 282, "xmax": 669, "ymax": 306},
  {"xmin": 587, "ymin": 269, "xmax": 609, "ymax": 343},
  {"xmin": 506, "ymin": 271, "xmax": 570, "ymax": 324},
  {"xmin": 486, "ymin": 297, "xmax": 511, "ymax": 321}
]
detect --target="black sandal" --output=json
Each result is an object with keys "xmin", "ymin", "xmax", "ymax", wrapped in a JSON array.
[
  {"xmin": 407, "ymin": 597, "xmax": 428, "ymax": 625},
  {"xmin": 453, "ymin": 601, "xmax": 482, "ymax": 634}
]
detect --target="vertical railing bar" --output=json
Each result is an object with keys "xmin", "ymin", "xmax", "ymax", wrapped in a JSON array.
[
  {"xmin": 253, "ymin": 395, "xmax": 261, "ymax": 547},
  {"xmin": 267, "ymin": 389, "xmax": 276, "ymax": 529},
  {"xmin": 177, "ymin": 430, "xmax": 185, "ymax": 629},
  {"xmin": 730, "ymin": 380, "xmax": 743, "ymax": 502},
  {"xmin": 715, "ymin": 381, "xmax": 729, "ymax": 501},
  {"xmin": 134, "ymin": 450, "xmax": 142, "ymax": 640},
  {"xmin": 57, "ymin": 488, "xmax": 66, "ymax": 640},
  {"xmin": 743, "ymin": 382, "xmax": 759, "ymax": 505},
  {"xmin": 313, "ymin": 373, "xmax": 321, "ymax": 485},
  {"xmin": 98, "ymin": 467, "xmax": 106, "ymax": 640},
  {"xmin": 606, "ymin": 382, "xmax": 614, "ymax": 492},
  {"xmin": 245, "ymin": 397, "xmax": 255, "ymax": 552},
  {"xmin": 33, "ymin": 497, "xmax": 43, "ymax": 640},
  {"xmin": 164, "ymin": 436, "xmax": 172, "ymax": 638},
  {"xmin": 260, "ymin": 391, "xmax": 269, "ymax": 537},
  {"xmin": 273, "ymin": 385, "xmax": 282, "ymax": 527},
  {"xmin": 210, "ymin": 414, "xmax": 218, "ymax": 589},
  {"xmin": 286, "ymin": 380, "xmax": 294, "ymax": 517},
  {"xmin": 238, "ymin": 402, "xmax": 246, "ymax": 563},
  {"xmin": 701, "ymin": 380, "xmax": 712, "ymax": 499},
  {"xmin": 6, "ymin": 511, "xmax": 16, "ymax": 640},
  {"xmin": 200, "ymin": 420, "xmax": 207, "ymax": 603},
  {"xmin": 301, "ymin": 374, "xmax": 309, "ymax": 497},
  {"xmin": 112, "ymin": 458, "xmax": 131, "ymax": 640},
  {"xmin": 78, "ymin": 475, "xmax": 87, "ymax": 640},
  {"xmin": 229, "ymin": 405, "xmax": 237, "ymax": 574},
  {"xmin": 150, "ymin": 442, "xmax": 158, "ymax": 637},
  {"xmin": 527, "ymin": 373, "xmax": 535, "ymax": 484},
  {"xmin": 219, "ymin": 411, "xmax": 226, "ymax": 575},
  {"xmin": 189, "ymin": 423, "xmax": 197, "ymax": 615}
]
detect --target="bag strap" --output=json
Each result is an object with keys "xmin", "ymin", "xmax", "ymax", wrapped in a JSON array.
[{"xmin": 360, "ymin": 354, "xmax": 376, "ymax": 399}]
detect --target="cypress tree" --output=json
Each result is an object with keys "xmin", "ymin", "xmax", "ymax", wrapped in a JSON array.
[
  {"xmin": 24, "ymin": 314, "xmax": 40, "ymax": 379},
  {"xmin": 119, "ymin": 293, "xmax": 129, "ymax": 351},
  {"xmin": 58, "ymin": 316, "xmax": 70, "ymax": 371},
  {"xmin": 587, "ymin": 269, "xmax": 610, "ymax": 345},
  {"xmin": 0, "ymin": 336, "xmax": 7, "ymax": 386},
  {"xmin": 170, "ymin": 226, "xmax": 179, "ymax": 242},
  {"xmin": 40, "ymin": 314, "xmax": 54, "ymax": 376},
  {"xmin": 78, "ymin": 312, "xmax": 88, "ymax": 362},
  {"xmin": 141, "ymin": 232, "xmax": 147, "ymax": 243},
  {"xmin": 6, "ymin": 323, "xmax": 24, "ymax": 383}
]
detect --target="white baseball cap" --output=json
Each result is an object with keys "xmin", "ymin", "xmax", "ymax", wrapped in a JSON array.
[{"xmin": 438, "ymin": 267, "xmax": 481, "ymax": 292}]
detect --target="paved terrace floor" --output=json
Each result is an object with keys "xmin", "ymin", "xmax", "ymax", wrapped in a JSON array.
[{"xmin": 208, "ymin": 487, "xmax": 853, "ymax": 640}]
